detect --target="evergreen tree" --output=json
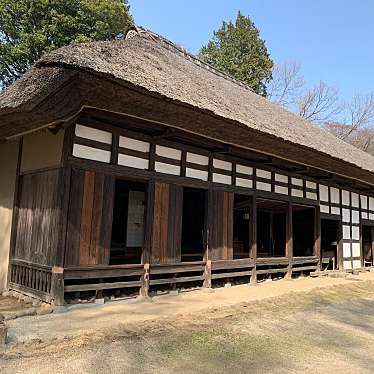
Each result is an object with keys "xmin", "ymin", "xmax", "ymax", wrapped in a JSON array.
[
  {"xmin": 0, "ymin": 0, "xmax": 133, "ymax": 87},
  {"xmin": 199, "ymin": 11, "xmax": 273, "ymax": 96}
]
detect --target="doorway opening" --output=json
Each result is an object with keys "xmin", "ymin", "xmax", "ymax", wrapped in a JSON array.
[
  {"xmin": 362, "ymin": 225, "xmax": 373, "ymax": 267},
  {"xmin": 257, "ymin": 199, "xmax": 287, "ymax": 257},
  {"xmin": 293, "ymin": 206, "xmax": 315, "ymax": 257},
  {"xmin": 181, "ymin": 188, "xmax": 206, "ymax": 262},
  {"xmin": 233, "ymin": 194, "xmax": 251, "ymax": 259},
  {"xmin": 110, "ymin": 179, "xmax": 147, "ymax": 265},
  {"xmin": 321, "ymin": 219, "xmax": 340, "ymax": 270}
]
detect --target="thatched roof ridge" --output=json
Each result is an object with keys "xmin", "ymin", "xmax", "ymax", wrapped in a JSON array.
[{"xmin": 0, "ymin": 26, "xmax": 373, "ymax": 183}]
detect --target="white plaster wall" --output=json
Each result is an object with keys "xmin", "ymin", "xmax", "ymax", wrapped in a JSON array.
[{"xmin": 0, "ymin": 139, "xmax": 19, "ymax": 291}]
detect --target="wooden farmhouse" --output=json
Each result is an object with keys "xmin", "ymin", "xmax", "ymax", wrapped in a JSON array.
[{"xmin": 0, "ymin": 27, "xmax": 374, "ymax": 305}]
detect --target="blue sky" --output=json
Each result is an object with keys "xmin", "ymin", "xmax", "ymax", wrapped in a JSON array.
[{"xmin": 129, "ymin": 0, "xmax": 374, "ymax": 101}]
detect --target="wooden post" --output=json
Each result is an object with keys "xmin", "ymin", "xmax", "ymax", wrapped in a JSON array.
[
  {"xmin": 338, "ymin": 189, "xmax": 344, "ymax": 270},
  {"xmin": 110, "ymin": 133, "xmax": 119, "ymax": 165},
  {"xmin": 338, "ymin": 221, "xmax": 344, "ymax": 270},
  {"xmin": 250, "ymin": 195, "xmax": 257, "ymax": 285},
  {"xmin": 142, "ymin": 179, "xmax": 155, "ymax": 265},
  {"xmin": 286, "ymin": 201, "xmax": 293, "ymax": 279},
  {"xmin": 149, "ymin": 142, "xmax": 156, "ymax": 172},
  {"xmin": 314, "ymin": 206, "xmax": 321, "ymax": 270},
  {"xmin": 371, "ymin": 226, "xmax": 374, "ymax": 266},
  {"xmin": 55, "ymin": 125, "xmax": 74, "ymax": 269},
  {"xmin": 181, "ymin": 150, "xmax": 187, "ymax": 178},
  {"xmin": 208, "ymin": 154, "xmax": 213, "ymax": 182},
  {"xmin": 7, "ymin": 137, "xmax": 23, "ymax": 289},
  {"xmin": 140, "ymin": 263, "xmax": 150, "ymax": 297},
  {"xmin": 203, "ymin": 259, "xmax": 212, "ymax": 288},
  {"xmin": 50, "ymin": 266, "xmax": 64, "ymax": 306}
]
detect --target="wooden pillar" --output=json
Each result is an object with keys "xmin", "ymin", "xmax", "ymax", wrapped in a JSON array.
[
  {"xmin": 110, "ymin": 133, "xmax": 119, "ymax": 165},
  {"xmin": 338, "ymin": 189, "xmax": 344, "ymax": 270},
  {"xmin": 52, "ymin": 124, "xmax": 75, "ymax": 316},
  {"xmin": 181, "ymin": 150, "xmax": 187, "ymax": 177},
  {"xmin": 149, "ymin": 141, "xmax": 156, "ymax": 171},
  {"xmin": 7, "ymin": 137, "xmax": 23, "ymax": 288},
  {"xmin": 286, "ymin": 201, "xmax": 293, "ymax": 278},
  {"xmin": 224, "ymin": 192, "xmax": 234, "ymax": 261},
  {"xmin": 360, "ymin": 221, "xmax": 364, "ymax": 268},
  {"xmin": 370, "ymin": 226, "xmax": 374, "ymax": 266},
  {"xmin": 56, "ymin": 125, "xmax": 75, "ymax": 268},
  {"xmin": 337, "ymin": 221, "xmax": 344, "ymax": 270},
  {"xmin": 142, "ymin": 179, "xmax": 155, "ymax": 265},
  {"xmin": 50, "ymin": 266, "xmax": 64, "ymax": 306},
  {"xmin": 314, "ymin": 206, "xmax": 321, "ymax": 270},
  {"xmin": 250, "ymin": 195, "xmax": 257, "ymax": 285}
]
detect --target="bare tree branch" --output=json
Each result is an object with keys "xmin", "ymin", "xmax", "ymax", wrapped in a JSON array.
[
  {"xmin": 296, "ymin": 81, "xmax": 343, "ymax": 124},
  {"xmin": 267, "ymin": 60, "xmax": 305, "ymax": 107},
  {"xmin": 268, "ymin": 60, "xmax": 374, "ymax": 156},
  {"xmin": 340, "ymin": 93, "xmax": 374, "ymax": 139},
  {"xmin": 322, "ymin": 92, "xmax": 374, "ymax": 154}
]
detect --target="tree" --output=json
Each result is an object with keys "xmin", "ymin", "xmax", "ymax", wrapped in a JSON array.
[
  {"xmin": 296, "ymin": 81, "xmax": 342, "ymax": 124},
  {"xmin": 198, "ymin": 11, "xmax": 273, "ymax": 96},
  {"xmin": 267, "ymin": 60, "xmax": 374, "ymax": 154},
  {"xmin": 342, "ymin": 93, "xmax": 374, "ymax": 140},
  {"xmin": 323, "ymin": 93, "xmax": 374, "ymax": 153},
  {"xmin": 267, "ymin": 60, "xmax": 305, "ymax": 108},
  {"xmin": 268, "ymin": 62, "xmax": 342, "ymax": 124},
  {"xmin": 0, "ymin": 0, "xmax": 133, "ymax": 87}
]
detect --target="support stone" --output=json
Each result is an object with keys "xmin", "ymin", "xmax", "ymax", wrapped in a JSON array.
[
  {"xmin": 0, "ymin": 321, "xmax": 7, "ymax": 346},
  {"xmin": 203, "ymin": 260, "xmax": 212, "ymax": 288},
  {"xmin": 250, "ymin": 266, "xmax": 257, "ymax": 286},
  {"xmin": 140, "ymin": 263, "xmax": 150, "ymax": 297}
]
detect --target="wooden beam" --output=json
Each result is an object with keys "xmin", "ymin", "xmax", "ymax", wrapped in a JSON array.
[
  {"xmin": 111, "ymin": 133, "xmax": 119, "ymax": 165},
  {"xmin": 286, "ymin": 201, "xmax": 293, "ymax": 278},
  {"xmin": 143, "ymin": 179, "xmax": 155, "ymax": 265},
  {"xmin": 289, "ymin": 166, "xmax": 309, "ymax": 173},
  {"xmin": 180, "ymin": 150, "xmax": 187, "ymax": 177},
  {"xmin": 250, "ymin": 195, "xmax": 257, "ymax": 284},
  {"xmin": 313, "ymin": 206, "xmax": 321, "ymax": 270},
  {"xmin": 56, "ymin": 125, "xmax": 74, "ymax": 268},
  {"xmin": 338, "ymin": 189, "xmax": 344, "ymax": 270},
  {"xmin": 152, "ymin": 128, "xmax": 176, "ymax": 140}
]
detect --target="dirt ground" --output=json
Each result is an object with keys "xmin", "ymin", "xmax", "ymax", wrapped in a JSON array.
[{"xmin": 2, "ymin": 275, "xmax": 374, "ymax": 373}]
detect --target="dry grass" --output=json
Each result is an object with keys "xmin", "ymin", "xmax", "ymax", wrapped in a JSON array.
[{"xmin": 2, "ymin": 280, "xmax": 374, "ymax": 373}]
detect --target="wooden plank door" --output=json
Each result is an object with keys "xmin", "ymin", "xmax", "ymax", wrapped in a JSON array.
[
  {"xmin": 150, "ymin": 181, "xmax": 183, "ymax": 264},
  {"xmin": 64, "ymin": 169, "xmax": 115, "ymax": 266},
  {"xmin": 208, "ymin": 189, "xmax": 234, "ymax": 261}
]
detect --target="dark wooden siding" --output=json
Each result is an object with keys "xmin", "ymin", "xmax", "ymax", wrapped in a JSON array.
[
  {"xmin": 14, "ymin": 169, "xmax": 60, "ymax": 266},
  {"xmin": 150, "ymin": 182, "xmax": 183, "ymax": 264},
  {"xmin": 208, "ymin": 190, "xmax": 234, "ymax": 260},
  {"xmin": 65, "ymin": 169, "xmax": 114, "ymax": 266},
  {"xmin": 167, "ymin": 184, "xmax": 183, "ymax": 263}
]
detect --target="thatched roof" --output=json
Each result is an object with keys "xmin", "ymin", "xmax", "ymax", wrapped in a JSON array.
[{"xmin": 0, "ymin": 26, "xmax": 374, "ymax": 186}]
